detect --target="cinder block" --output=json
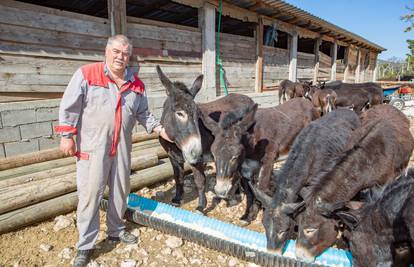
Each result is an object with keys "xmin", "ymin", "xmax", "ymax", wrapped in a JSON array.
[
  {"xmin": 39, "ymin": 136, "xmax": 60, "ymax": 150},
  {"xmin": 0, "ymin": 127, "xmax": 21, "ymax": 143},
  {"xmin": 20, "ymin": 122, "xmax": 52, "ymax": 139},
  {"xmin": 36, "ymin": 107, "xmax": 59, "ymax": 122},
  {"xmin": 0, "ymin": 144, "xmax": 5, "ymax": 158},
  {"xmin": 1, "ymin": 109, "xmax": 36, "ymax": 127},
  {"xmin": 52, "ymin": 121, "xmax": 60, "ymax": 135},
  {"xmin": 5, "ymin": 140, "xmax": 39, "ymax": 157}
]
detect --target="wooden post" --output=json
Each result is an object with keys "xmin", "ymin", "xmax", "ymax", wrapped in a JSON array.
[
  {"xmin": 107, "ymin": 0, "xmax": 127, "ymax": 35},
  {"xmin": 373, "ymin": 62, "xmax": 378, "ymax": 82},
  {"xmin": 288, "ymin": 31, "xmax": 298, "ymax": 82},
  {"xmin": 198, "ymin": 3, "xmax": 216, "ymax": 102},
  {"xmin": 330, "ymin": 41, "xmax": 337, "ymax": 81},
  {"xmin": 343, "ymin": 46, "xmax": 350, "ymax": 82},
  {"xmin": 255, "ymin": 17, "xmax": 264, "ymax": 93},
  {"xmin": 313, "ymin": 38, "xmax": 321, "ymax": 84},
  {"xmin": 355, "ymin": 48, "xmax": 361, "ymax": 83}
]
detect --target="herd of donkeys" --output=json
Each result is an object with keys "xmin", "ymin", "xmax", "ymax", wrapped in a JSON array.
[{"xmin": 155, "ymin": 66, "xmax": 414, "ymax": 267}]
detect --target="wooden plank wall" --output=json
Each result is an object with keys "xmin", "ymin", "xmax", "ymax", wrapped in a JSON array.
[
  {"xmin": 126, "ymin": 19, "xmax": 202, "ymax": 95},
  {"xmin": 0, "ymin": 1, "xmax": 108, "ymax": 98},
  {"xmin": 218, "ymin": 33, "xmax": 256, "ymax": 95},
  {"xmin": 318, "ymin": 52, "xmax": 331, "ymax": 81},
  {"xmin": 297, "ymin": 52, "xmax": 314, "ymax": 81},
  {"xmin": 263, "ymin": 47, "xmax": 289, "ymax": 87}
]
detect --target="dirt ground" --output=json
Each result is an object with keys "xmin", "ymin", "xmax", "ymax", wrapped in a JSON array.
[{"xmin": 1, "ymin": 117, "xmax": 414, "ymax": 267}]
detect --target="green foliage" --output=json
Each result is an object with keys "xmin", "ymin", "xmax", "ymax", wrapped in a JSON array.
[{"xmin": 401, "ymin": 6, "xmax": 414, "ymax": 32}]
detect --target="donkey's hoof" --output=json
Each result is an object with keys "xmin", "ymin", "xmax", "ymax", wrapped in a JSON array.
[
  {"xmin": 171, "ymin": 198, "xmax": 182, "ymax": 206},
  {"xmin": 239, "ymin": 219, "xmax": 251, "ymax": 227},
  {"xmin": 195, "ymin": 207, "xmax": 205, "ymax": 215}
]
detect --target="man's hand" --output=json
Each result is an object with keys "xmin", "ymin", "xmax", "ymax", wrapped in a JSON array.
[
  {"xmin": 154, "ymin": 125, "xmax": 173, "ymax": 143},
  {"xmin": 60, "ymin": 137, "xmax": 76, "ymax": 156}
]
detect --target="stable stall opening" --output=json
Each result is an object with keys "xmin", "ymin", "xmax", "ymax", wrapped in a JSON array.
[
  {"xmin": 16, "ymin": 0, "xmax": 199, "ymax": 28},
  {"xmin": 126, "ymin": 0, "xmax": 198, "ymax": 28},
  {"xmin": 16, "ymin": 0, "xmax": 108, "ymax": 18},
  {"xmin": 263, "ymin": 26, "xmax": 288, "ymax": 49},
  {"xmin": 320, "ymin": 40, "xmax": 332, "ymax": 56},
  {"xmin": 216, "ymin": 14, "xmax": 255, "ymax": 37},
  {"xmin": 337, "ymin": 45, "xmax": 345, "ymax": 60},
  {"xmin": 298, "ymin": 37, "xmax": 315, "ymax": 54}
]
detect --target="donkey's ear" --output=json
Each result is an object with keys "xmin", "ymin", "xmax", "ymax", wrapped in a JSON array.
[
  {"xmin": 248, "ymin": 182, "xmax": 273, "ymax": 208},
  {"xmin": 156, "ymin": 65, "xmax": 173, "ymax": 96},
  {"xmin": 281, "ymin": 201, "xmax": 305, "ymax": 218},
  {"xmin": 316, "ymin": 202, "xmax": 345, "ymax": 218},
  {"xmin": 189, "ymin": 74, "xmax": 203, "ymax": 98},
  {"xmin": 335, "ymin": 210, "xmax": 359, "ymax": 230},
  {"xmin": 200, "ymin": 112, "xmax": 220, "ymax": 134},
  {"xmin": 238, "ymin": 104, "xmax": 258, "ymax": 133}
]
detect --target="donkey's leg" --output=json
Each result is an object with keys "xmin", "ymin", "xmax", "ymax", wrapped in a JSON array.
[
  {"xmin": 257, "ymin": 150, "xmax": 278, "ymax": 195},
  {"xmin": 159, "ymin": 138, "xmax": 185, "ymax": 206},
  {"xmin": 191, "ymin": 162, "xmax": 207, "ymax": 214},
  {"xmin": 240, "ymin": 178, "xmax": 260, "ymax": 225},
  {"xmin": 170, "ymin": 159, "xmax": 185, "ymax": 206}
]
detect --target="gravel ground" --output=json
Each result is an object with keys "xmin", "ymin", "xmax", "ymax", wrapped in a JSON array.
[{"xmin": 401, "ymin": 100, "xmax": 414, "ymax": 117}]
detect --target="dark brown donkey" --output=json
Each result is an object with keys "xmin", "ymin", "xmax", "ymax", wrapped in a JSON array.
[
  {"xmin": 294, "ymin": 104, "xmax": 414, "ymax": 261},
  {"xmin": 203, "ymin": 98, "xmax": 319, "ymax": 223},
  {"xmin": 156, "ymin": 66, "xmax": 255, "ymax": 213}
]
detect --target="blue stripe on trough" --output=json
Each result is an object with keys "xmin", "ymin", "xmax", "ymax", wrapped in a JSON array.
[{"xmin": 126, "ymin": 193, "xmax": 353, "ymax": 267}]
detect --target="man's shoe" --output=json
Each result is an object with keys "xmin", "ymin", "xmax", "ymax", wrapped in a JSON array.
[
  {"xmin": 73, "ymin": 249, "xmax": 93, "ymax": 267},
  {"xmin": 107, "ymin": 230, "xmax": 138, "ymax": 244}
]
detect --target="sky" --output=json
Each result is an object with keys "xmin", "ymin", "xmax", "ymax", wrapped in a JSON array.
[{"xmin": 283, "ymin": 0, "xmax": 414, "ymax": 61}]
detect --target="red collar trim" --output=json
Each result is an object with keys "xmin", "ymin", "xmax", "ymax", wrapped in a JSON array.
[{"xmin": 81, "ymin": 62, "xmax": 145, "ymax": 94}]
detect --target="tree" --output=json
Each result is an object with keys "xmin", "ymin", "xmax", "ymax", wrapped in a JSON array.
[
  {"xmin": 401, "ymin": 6, "xmax": 414, "ymax": 32},
  {"xmin": 407, "ymin": 40, "xmax": 414, "ymax": 66}
]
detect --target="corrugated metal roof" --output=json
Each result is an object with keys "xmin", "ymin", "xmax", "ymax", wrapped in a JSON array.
[{"xmin": 225, "ymin": 0, "xmax": 386, "ymax": 52}]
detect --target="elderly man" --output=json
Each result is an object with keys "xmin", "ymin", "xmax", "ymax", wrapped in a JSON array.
[{"xmin": 55, "ymin": 35, "xmax": 172, "ymax": 267}]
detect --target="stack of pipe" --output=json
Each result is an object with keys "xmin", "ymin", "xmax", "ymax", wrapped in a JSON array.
[{"xmin": 0, "ymin": 132, "xmax": 191, "ymax": 234}]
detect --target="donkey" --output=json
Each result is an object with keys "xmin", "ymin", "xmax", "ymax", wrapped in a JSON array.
[
  {"xmin": 278, "ymin": 80, "xmax": 309, "ymax": 104},
  {"xmin": 311, "ymin": 89, "xmax": 337, "ymax": 116},
  {"xmin": 203, "ymin": 98, "xmax": 319, "ymax": 224},
  {"xmin": 294, "ymin": 104, "xmax": 414, "ymax": 261},
  {"xmin": 250, "ymin": 109, "xmax": 361, "ymax": 253},
  {"xmin": 156, "ymin": 66, "xmax": 255, "ymax": 213},
  {"xmin": 338, "ymin": 169, "xmax": 414, "ymax": 267}
]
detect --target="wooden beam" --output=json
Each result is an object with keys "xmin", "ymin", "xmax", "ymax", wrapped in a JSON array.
[
  {"xmin": 355, "ymin": 48, "xmax": 361, "ymax": 83},
  {"xmin": 289, "ymin": 32, "xmax": 298, "ymax": 82},
  {"xmin": 343, "ymin": 46, "xmax": 350, "ymax": 82},
  {"xmin": 108, "ymin": 0, "xmax": 127, "ymax": 35},
  {"xmin": 255, "ymin": 17, "xmax": 264, "ymax": 93},
  {"xmin": 313, "ymin": 38, "xmax": 321, "ymax": 84},
  {"xmin": 330, "ymin": 41, "xmax": 338, "ymax": 81},
  {"xmin": 198, "ymin": 2, "xmax": 216, "ymax": 101}
]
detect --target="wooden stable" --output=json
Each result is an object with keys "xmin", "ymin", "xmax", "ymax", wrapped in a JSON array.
[{"xmin": 0, "ymin": 0, "xmax": 385, "ymax": 103}]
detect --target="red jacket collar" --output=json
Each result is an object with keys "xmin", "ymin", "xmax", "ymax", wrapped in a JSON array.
[{"xmin": 81, "ymin": 62, "xmax": 145, "ymax": 93}]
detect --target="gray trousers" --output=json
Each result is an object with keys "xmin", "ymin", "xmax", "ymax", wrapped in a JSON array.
[{"xmin": 75, "ymin": 147, "xmax": 131, "ymax": 250}]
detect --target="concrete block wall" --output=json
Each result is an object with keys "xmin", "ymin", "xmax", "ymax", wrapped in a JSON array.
[
  {"xmin": 0, "ymin": 100, "xmax": 61, "ymax": 158},
  {"xmin": 0, "ymin": 91, "xmax": 278, "ymax": 158}
]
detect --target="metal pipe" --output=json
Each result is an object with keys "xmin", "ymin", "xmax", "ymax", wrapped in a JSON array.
[{"xmin": 101, "ymin": 194, "xmax": 353, "ymax": 267}]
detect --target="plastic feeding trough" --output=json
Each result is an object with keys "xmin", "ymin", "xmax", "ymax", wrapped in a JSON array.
[{"xmin": 101, "ymin": 194, "xmax": 353, "ymax": 267}]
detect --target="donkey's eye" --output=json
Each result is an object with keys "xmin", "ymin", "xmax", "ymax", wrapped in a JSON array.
[
  {"xmin": 175, "ymin": 111, "xmax": 187, "ymax": 120},
  {"xmin": 303, "ymin": 228, "xmax": 317, "ymax": 237}
]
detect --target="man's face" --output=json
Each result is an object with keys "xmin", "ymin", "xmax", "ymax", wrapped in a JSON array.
[{"xmin": 105, "ymin": 41, "xmax": 130, "ymax": 73}]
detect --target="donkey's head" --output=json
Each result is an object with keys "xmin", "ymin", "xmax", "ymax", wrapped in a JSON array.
[
  {"xmin": 157, "ymin": 65, "xmax": 204, "ymax": 164},
  {"xmin": 203, "ymin": 104, "xmax": 258, "ymax": 198}
]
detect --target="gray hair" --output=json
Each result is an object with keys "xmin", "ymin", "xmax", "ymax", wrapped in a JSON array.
[{"xmin": 106, "ymin": 35, "xmax": 133, "ymax": 55}]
